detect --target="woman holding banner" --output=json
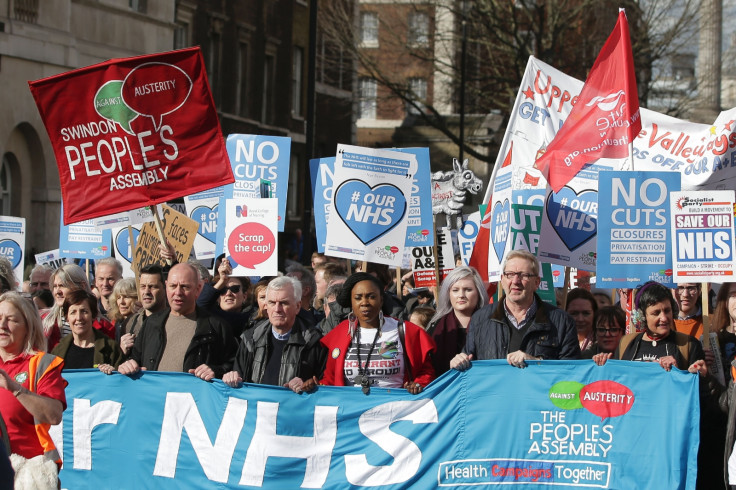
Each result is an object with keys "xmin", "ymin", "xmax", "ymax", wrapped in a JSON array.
[
  {"xmin": 0, "ymin": 292, "xmax": 65, "ymax": 487},
  {"xmin": 42, "ymin": 264, "xmax": 114, "ymax": 351},
  {"xmin": 593, "ymin": 281, "xmax": 707, "ymax": 372},
  {"xmin": 319, "ymin": 273, "xmax": 435, "ymax": 394},
  {"xmin": 51, "ymin": 290, "xmax": 123, "ymax": 372},
  {"xmin": 427, "ymin": 266, "xmax": 488, "ymax": 376},
  {"xmin": 594, "ymin": 281, "xmax": 727, "ymax": 489}
]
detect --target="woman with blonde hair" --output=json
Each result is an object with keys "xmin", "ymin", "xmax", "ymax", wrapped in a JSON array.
[
  {"xmin": 42, "ymin": 264, "xmax": 113, "ymax": 350},
  {"xmin": 0, "ymin": 292, "xmax": 66, "ymax": 487},
  {"xmin": 427, "ymin": 266, "xmax": 488, "ymax": 376},
  {"xmin": 106, "ymin": 278, "xmax": 140, "ymax": 342}
]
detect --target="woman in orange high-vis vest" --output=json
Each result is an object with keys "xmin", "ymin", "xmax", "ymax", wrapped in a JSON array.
[{"xmin": 0, "ymin": 291, "xmax": 66, "ymax": 479}]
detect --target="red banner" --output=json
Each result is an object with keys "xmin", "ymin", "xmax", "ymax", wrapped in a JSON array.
[
  {"xmin": 535, "ymin": 10, "xmax": 641, "ymax": 192},
  {"xmin": 29, "ymin": 47, "xmax": 233, "ymax": 224}
]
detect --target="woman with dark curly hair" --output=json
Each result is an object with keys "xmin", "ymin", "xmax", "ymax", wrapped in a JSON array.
[{"xmin": 594, "ymin": 281, "xmax": 707, "ymax": 373}]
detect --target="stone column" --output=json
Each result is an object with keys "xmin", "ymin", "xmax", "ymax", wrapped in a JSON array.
[{"xmin": 694, "ymin": 0, "xmax": 722, "ymax": 122}]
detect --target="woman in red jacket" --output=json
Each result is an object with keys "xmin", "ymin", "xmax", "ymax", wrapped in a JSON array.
[{"xmin": 320, "ymin": 272, "xmax": 435, "ymax": 394}]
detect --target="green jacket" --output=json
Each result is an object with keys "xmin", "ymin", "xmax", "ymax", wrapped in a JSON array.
[{"xmin": 51, "ymin": 328, "xmax": 124, "ymax": 369}]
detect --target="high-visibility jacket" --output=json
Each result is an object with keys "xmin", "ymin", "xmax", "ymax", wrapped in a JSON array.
[{"xmin": 28, "ymin": 352, "xmax": 64, "ymax": 463}]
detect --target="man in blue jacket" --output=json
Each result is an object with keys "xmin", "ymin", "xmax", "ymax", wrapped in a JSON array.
[{"xmin": 451, "ymin": 250, "xmax": 579, "ymax": 370}]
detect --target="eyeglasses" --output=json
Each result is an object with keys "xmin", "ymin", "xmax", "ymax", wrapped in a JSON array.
[
  {"xmin": 30, "ymin": 282, "xmax": 49, "ymax": 288},
  {"xmin": 502, "ymin": 271, "xmax": 536, "ymax": 281},
  {"xmin": 676, "ymin": 285, "xmax": 698, "ymax": 294},
  {"xmin": 596, "ymin": 327, "xmax": 622, "ymax": 336},
  {"xmin": 220, "ymin": 285, "xmax": 242, "ymax": 295}
]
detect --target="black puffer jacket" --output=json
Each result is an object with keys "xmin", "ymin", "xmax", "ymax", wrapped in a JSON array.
[
  {"xmin": 234, "ymin": 316, "xmax": 326, "ymax": 386},
  {"xmin": 131, "ymin": 307, "xmax": 237, "ymax": 377},
  {"xmin": 466, "ymin": 294, "xmax": 580, "ymax": 360}
]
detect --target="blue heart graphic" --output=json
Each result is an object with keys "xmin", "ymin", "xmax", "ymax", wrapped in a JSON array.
[
  {"xmin": 191, "ymin": 204, "xmax": 218, "ymax": 244},
  {"xmin": 334, "ymin": 180, "xmax": 407, "ymax": 245},
  {"xmin": 546, "ymin": 187, "xmax": 598, "ymax": 251},
  {"xmin": 491, "ymin": 199, "xmax": 510, "ymax": 262},
  {"xmin": 0, "ymin": 239, "xmax": 21, "ymax": 268},
  {"xmin": 115, "ymin": 228, "xmax": 140, "ymax": 263}
]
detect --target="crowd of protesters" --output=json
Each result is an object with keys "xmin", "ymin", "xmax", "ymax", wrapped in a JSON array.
[{"xmin": 2, "ymin": 246, "xmax": 736, "ymax": 489}]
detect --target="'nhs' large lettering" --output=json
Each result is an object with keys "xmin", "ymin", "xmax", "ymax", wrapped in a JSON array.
[{"xmin": 57, "ymin": 393, "xmax": 438, "ymax": 488}]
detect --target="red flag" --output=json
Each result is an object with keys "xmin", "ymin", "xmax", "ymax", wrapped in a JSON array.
[
  {"xmin": 29, "ymin": 47, "xmax": 234, "ymax": 224},
  {"xmin": 535, "ymin": 10, "xmax": 641, "ymax": 192},
  {"xmin": 468, "ymin": 199, "xmax": 493, "ymax": 281}
]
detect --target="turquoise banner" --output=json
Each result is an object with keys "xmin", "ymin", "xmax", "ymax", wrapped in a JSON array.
[{"xmin": 55, "ymin": 361, "xmax": 698, "ymax": 489}]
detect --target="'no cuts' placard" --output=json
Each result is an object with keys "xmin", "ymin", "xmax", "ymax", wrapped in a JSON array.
[
  {"xmin": 670, "ymin": 190, "xmax": 736, "ymax": 282},
  {"xmin": 224, "ymin": 198, "xmax": 278, "ymax": 277},
  {"xmin": 325, "ymin": 145, "xmax": 416, "ymax": 266},
  {"xmin": 597, "ymin": 171, "xmax": 681, "ymax": 288}
]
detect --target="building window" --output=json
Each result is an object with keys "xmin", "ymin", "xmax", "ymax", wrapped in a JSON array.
[
  {"xmin": 129, "ymin": 0, "xmax": 147, "ymax": 13},
  {"xmin": 407, "ymin": 78, "xmax": 427, "ymax": 115},
  {"xmin": 358, "ymin": 78, "xmax": 377, "ymax": 119},
  {"xmin": 207, "ymin": 28, "xmax": 222, "ymax": 109},
  {"xmin": 360, "ymin": 12, "xmax": 378, "ymax": 47},
  {"xmin": 174, "ymin": 22, "xmax": 189, "ymax": 49},
  {"xmin": 262, "ymin": 54, "xmax": 276, "ymax": 124},
  {"xmin": 292, "ymin": 47, "xmax": 304, "ymax": 117},
  {"xmin": 14, "ymin": 0, "xmax": 38, "ymax": 23},
  {"xmin": 407, "ymin": 12, "xmax": 429, "ymax": 46},
  {"xmin": 287, "ymin": 155, "xmax": 299, "ymax": 219},
  {"xmin": 237, "ymin": 43, "xmax": 249, "ymax": 118},
  {"xmin": 0, "ymin": 156, "xmax": 12, "ymax": 216}
]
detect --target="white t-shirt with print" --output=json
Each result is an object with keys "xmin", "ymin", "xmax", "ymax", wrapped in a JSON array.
[{"xmin": 343, "ymin": 317, "xmax": 404, "ymax": 388}]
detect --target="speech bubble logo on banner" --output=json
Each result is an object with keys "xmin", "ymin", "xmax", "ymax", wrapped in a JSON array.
[
  {"xmin": 0, "ymin": 240, "xmax": 22, "ymax": 268},
  {"xmin": 228, "ymin": 222, "xmax": 275, "ymax": 269},
  {"xmin": 191, "ymin": 205, "xmax": 218, "ymax": 244},
  {"xmin": 334, "ymin": 180, "xmax": 407, "ymax": 245},
  {"xmin": 115, "ymin": 228, "xmax": 140, "ymax": 263},
  {"xmin": 121, "ymin": 62, "xmax": 193, "ymax": 130},
  {"xmin": 491, "ymin": 199, "xmax": 510, "ymax": 262},
  {"xmin": 94, "ymin": 80, "xmax": 139, "ymax": 135},
  {"xmin": 548, "ymin": 381, "xmax": 585, "ymax": 410},
  {"xmin": 579, "ymin": 380, "xmax": 634, "ymax": 420},
  {"xmin": 546, "ymin": 187, "xmax": 597, "ymax": 251}
]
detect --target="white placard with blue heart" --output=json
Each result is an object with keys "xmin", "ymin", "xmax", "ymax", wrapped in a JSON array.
[
  {"xmin": 538, "ymin": 169, "xmax": 605, "ymax": 271},
  {"xmin": 111, "ymin": 224, "xmax": 142, "ymax": 278},
  {"xmin": 325, "ymin": 144, "xmax": 417, "ymax": 266},
  {"xmin": 0, "ymin": 216, "xmax": 24, "ymax": 287},
  {"xmin": 184, "ymin": 186, "xmax": 224, "ymax": 260}
]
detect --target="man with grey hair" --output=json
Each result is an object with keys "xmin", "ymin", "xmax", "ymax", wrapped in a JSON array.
[
  {"xmin": 94, "ymin": 257, "xmax": 123, "ymax": 316},
  {"xmin": 29, "ymin": 264, "xmax": 53, "ymax": 293},
  {"xmin": 223, "ymin": 275, "xmax": 325, "ymax": 393},
  {"xmin": 118, "ymin": 263, "xmax": 236, "ymax": 380},
  {"xmin": 451, "ymin": 250, "xmax": 579, "ymax": 370}
]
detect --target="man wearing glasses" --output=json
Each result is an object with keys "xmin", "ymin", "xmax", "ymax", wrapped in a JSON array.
[
  {"xmin": 673, "ymin": 283, "xmax": 703, "ymax": 340},
  {"xmin": 451, "ymin": 250, "xmax": 579, "ymax": 370}
]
